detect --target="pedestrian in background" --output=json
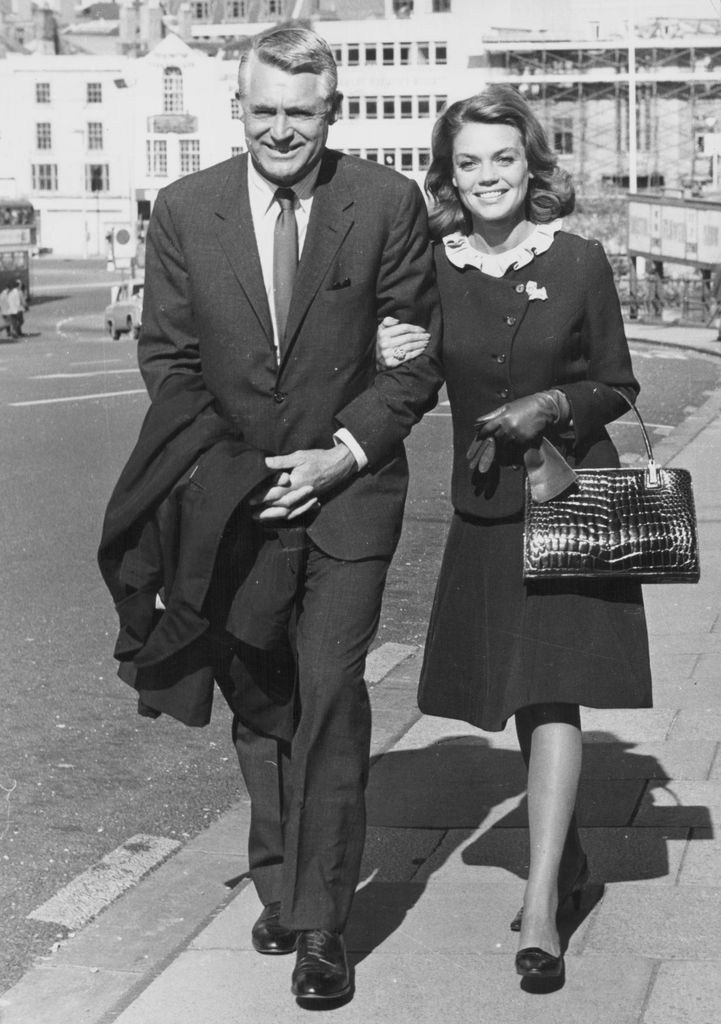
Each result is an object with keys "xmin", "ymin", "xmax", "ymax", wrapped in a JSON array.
[
  {"xmin": 6, "ymin": 279, "xmax": 28, "ymax": 339},
  {"xmin": 377, "ymin": 84, "xmax": 652, "ymax": 987},
  {"xmin": 0, "ymin": 285, "xmax": 11, "ymax": 338}
]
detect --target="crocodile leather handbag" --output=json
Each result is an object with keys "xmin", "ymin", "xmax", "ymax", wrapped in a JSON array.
[{"xmin": 523, "ymin": 392, "xmax": 700, "ymax": 583}]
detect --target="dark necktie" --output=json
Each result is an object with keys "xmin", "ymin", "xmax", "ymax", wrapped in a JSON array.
[{"xmin": 273, "ymin": 187, "xmax": 298, "ymax": 352}]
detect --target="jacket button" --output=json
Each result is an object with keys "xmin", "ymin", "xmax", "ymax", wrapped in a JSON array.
[
  {"xmin": 496, "ymin": 353, "xmax": 506, "ymax": 364},
  {"xmin": 515, "ymin": 283, "xmax": 525, "ymax": 293},
  {"xmin": 273, "ymin": 390, "xmax": 287, "ymax": 403},
  {"xmin": 498, "ymin": 388, "xmax": 509, "ymax": 399},
  {"xmin": 504, "ymin": 314, "xmax": 517, "ymax": 325},
  {"xmin": 511, "ymin": 464, "xmax": 521, "ymax": 471}
]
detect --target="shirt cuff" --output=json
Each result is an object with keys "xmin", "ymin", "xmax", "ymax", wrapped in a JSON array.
[{"xmin": 333, "ymin": 428, "xmax": 368, "ymax": 471}]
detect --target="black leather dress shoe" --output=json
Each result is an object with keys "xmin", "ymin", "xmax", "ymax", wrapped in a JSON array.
[
  {"xmin": 251, "ymin": 902, "xmax": 299, "ymax": 955},
  {"xmin": 515, "ymin": 946, "xmax": 564, "ymax": 980},
  {"xmin": 291, "ymin": 930, "xmax": 352, "ymax": 1001}
]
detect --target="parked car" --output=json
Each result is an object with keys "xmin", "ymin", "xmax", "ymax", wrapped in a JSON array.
[{"xmin": 104, "ymin": 278, "xmax": 143, "ymax": 340}]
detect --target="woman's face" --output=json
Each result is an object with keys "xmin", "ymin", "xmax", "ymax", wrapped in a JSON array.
[{"xmin": 451, "ymin": 121, "xmax": 530, "ymax": 233}]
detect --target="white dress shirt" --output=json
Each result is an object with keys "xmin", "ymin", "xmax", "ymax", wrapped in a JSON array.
[{"xmin": 246, "ymin": 159, "xmax": 367, "ymax": 470}]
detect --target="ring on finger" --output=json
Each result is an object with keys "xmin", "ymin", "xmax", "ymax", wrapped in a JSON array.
[{"xmin": 393, "ymin": 346, "xmax": 407, "ymax": 361}]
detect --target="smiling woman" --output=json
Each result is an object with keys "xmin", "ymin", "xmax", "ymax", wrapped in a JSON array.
[{"xmin": 376, "ymin": 83, "xmax": 652, "ymax": 992}]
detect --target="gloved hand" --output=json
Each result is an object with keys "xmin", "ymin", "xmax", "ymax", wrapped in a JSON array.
[{"xmin": 466, "ymin": 391, "xmax": 570, "ymax": 474}]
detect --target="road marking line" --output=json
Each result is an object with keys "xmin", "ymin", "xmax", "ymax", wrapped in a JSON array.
[
  {"xmin": 365, "ymin": 642, "xmax": 417, "ymax": 684},
  {"xmin": 27, "ymin": 834, "xmax": 181, "ymax": 930},
  {"xmin": 31, "ymin": 369, "xmax": 140, "ymax": 380},
  {"xmin": 10, "ymin": 389, "xmax": 146, "ymax": 406}
]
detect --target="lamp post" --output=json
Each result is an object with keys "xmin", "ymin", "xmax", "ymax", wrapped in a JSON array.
[{"xmin": 71, "ymin": 127, "xmax": 89, "ymax": 259}]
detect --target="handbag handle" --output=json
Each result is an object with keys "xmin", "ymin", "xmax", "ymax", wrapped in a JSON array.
[{"xmin": 612, "ymin": 387, "xmax": 660, "ymax": 487}]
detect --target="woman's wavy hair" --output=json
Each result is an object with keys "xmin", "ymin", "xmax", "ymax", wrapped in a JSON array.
[{"xmin": 425, "ymin": 85, "xmax": 575, "ymax": 239}]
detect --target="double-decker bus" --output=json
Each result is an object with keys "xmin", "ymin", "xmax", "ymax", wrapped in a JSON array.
[{"xmin": 0, "ymin": 198, "xmax": 36, "ymax": 297}]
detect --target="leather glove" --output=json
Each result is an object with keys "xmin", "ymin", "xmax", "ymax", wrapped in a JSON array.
[{"xmin": 466, "ymin": 391, "xmax": 570, "ymax": 475}]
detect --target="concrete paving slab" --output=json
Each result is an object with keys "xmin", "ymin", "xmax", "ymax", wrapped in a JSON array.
[
  {"xmin": 109, "ymin": 948, "xmax": 656, "ymax": 1024},
  {"xmin": 676, "ymin": 828, "xmax": 721, "ymax": 884},
  {"xmin": 668, "ymin": 708, "xmax": 721, "ymax": 740},
  {"xmin": 633, "ymin": 780, "xmax": 719, "ymax": 828},
  {"xmin": 0, "ymin": 963, "xmax": 138, "ymax": 1024},
  {"xmin": 643, "ymin": 960, "xmax": 721, "ymax": 1024},
  {"xmin": 582, "ymin": 708, "xmax": 676, "ymax": 743},
  {"xmin": 360, "ymin": 826, "xmax": 447, "ymax": 882},
  {"xmin": 647, "ymin": 652, "xmax": 700, "ymax": 683},
  {"xmin": 691, "ymin": 654, "xmax": 721, "ymax": 680},
  {"xmin": 585, "ymin": 884, "xmax": 721, "ymax": 959},
  {"xmin": 580, "ymin": 741, "xmax": 717, "ymax": 781},
  {"xmin": 411, "ymin": 826, "xmax": 531, "ymax": 884},
  {"xmin": 650, "ymin": 632, "xmax": 721, "ymax": 655},
  {"xmin": 650, "ymin": 674, "xmax": 721, "ymax": 709}
]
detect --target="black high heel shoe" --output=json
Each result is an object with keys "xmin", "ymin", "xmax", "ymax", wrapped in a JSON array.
[
  {"xmin": 515, "ymin": 946, "xmax": 564, "ymax": 980},
  {"xmin": 510, "ymin": 854, "xmax": 589, "ymax": 932}
]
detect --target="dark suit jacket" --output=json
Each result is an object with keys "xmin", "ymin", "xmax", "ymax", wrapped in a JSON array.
[
  {"xmin": 436, "ymin": 231, "xmax": 640, "ymax": 519},
  {"xmin": 139, "ymin": 149, "xmax": 443, "ymax": 561}
]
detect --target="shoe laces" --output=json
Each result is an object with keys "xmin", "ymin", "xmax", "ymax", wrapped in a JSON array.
[{"xmin": 299, "ymin": 929, "xmax": 334, "ymax": 966}]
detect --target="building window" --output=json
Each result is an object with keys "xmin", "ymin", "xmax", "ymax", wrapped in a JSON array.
[
  {"xmin": 32, "ymin": 164, "xmax": 58, "ymax": 190},
  {"xmin": 365, "ymin": 98, "xmax": 377, "ymax": 119},
  {"xmin": 400, "ymin": 96, "xmax": 413, "ymax": 119},
  {"xmin": 383, "ymin": 150, "xmax": 396, "ymax": 168},
  {"xmin": 332, "ymin": 44, "xmax": 343, "ymax": 63},
  {"xmin": 347, "ymin": 149, "xmax": 361, "ymax": 157},
  {"xmin": 399, "ymin": 42, "xmax": 411, "ymax": 65},
  {"xmin": 347, "ymin": 44, "xmax": 359, "ymax": 66},
  {"xmin": 36, "ymin": 123, "xmax": 52, "ymax": 150},
  {"xmin": 418, "ymin": 148, "xmax": 431, "ymax": 170},
  {"xmin": 147, "ymin": 139, "xmax": 168, "ymax": 177},
  {"xmin": 418, "ymin": 96, "xmax": 430, "ymax": 118},
  {"xmin": 365, "ymin": 149, "xmax": 378, "ymax": 162},
  {"xmin": 35, "ymin": 82, "xmax": 50, "ymax": 103},
  {"xmin": 400, "ymin": 149, "xmax": 413, "ymax": 172},
  {"xmin": 231, "ymin": 96, "xmax": 241, "ymax": 119},
  {"xmin": 231, "ymin": 145, "xmax": 244, "ymax": 157},
  {"xmin": 86, "ymin": 164, "xmax": 110, "ymax": 192},
  {"xmin": 180, "ymin": 139, "xmax": 201, "ymax": 175},
  {"xmin": 266, "ymin": 0, "xmax": 282, "ymax": 13},
  {"xmin": 435, "ymin": 95, "xmax": 447, "ymax": 114},
  {"xmin": 383, "ymin": 97, "xmax": 395, "ymax": 119},
  {"xmin": 347, "ymin": 97, "xmax": 361, "ymax": 119},
  {"xmin": 552, "ymin": 116, "xmax": 574, "ymax": 154},
  {"xmin": 417, "ymin": 42, "xmax": 430, "ymax": 65},
  {"xmin": 433, "ymin": 0, "xmax": 451, "ymax": 10},
  {"xmin": 226, "ymin": 0, "xmax": 246, "ymax": 15},
  {"xmin": 192, "ymin": 1, "xmax": 210, "ymax": 16},
  {"xmin": 88, "ymin": 122, "xmax": 103, "ymax": 150},
  {"xmin": 163, "ymin": 67, "xmax": 184, "ymax": 114},
  {"xmin": 364, "ymin": 44, "xmax": 377, "ymax": 65},
  {"xmin": 434, "ymin": 43, "xmax": 447, "ymax": 64},
  {"xmin": 382, "ymin": 43, "xmax": 394, "ymax": 65},
  {"xmin": 87, "ymin": 82, "xmax": 103, "ymax": 103}
]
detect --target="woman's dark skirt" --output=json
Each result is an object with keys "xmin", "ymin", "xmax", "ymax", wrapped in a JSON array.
[{"xmin": 418, "ymin": 512, "xmax": 653, "ymax": 732}]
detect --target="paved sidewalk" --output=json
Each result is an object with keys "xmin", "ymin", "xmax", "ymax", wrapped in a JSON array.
[{"xmin": 2, "ymin": 327, "xmax": 720, "ymax": 1024}]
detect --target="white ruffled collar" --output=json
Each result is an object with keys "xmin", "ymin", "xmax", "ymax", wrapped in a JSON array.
[{"xmin": 442, "ymin": 220, "xmax": 562, "ymax": 278}]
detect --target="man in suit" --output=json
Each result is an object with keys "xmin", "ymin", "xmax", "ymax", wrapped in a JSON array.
[{"xmin": 137, "ymin": 23, "xmax": 441, "ymax": 1002}]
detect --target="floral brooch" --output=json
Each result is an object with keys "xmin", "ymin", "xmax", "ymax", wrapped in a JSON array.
[{"xmin": 525, "ymin": 280, "xmax": 548, "ymax": 301}]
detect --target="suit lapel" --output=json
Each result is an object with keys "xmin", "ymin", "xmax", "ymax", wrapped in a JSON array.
[
  {"xmin": 213, "ymin": 154, "xmax": 274, "ymax": 345},
  {"xmin": 282, "ymin": 152, "xmax": 355, "ymax": 362}
]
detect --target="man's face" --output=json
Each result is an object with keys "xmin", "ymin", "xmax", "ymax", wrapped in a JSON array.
[{"xmin": 239, "ymin": 56, "xmax": 336, "ymax": 187}]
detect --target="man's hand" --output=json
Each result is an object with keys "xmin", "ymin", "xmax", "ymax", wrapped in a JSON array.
[{"xmin": 251, "ymin": 444, "xmax": 357, "ymax": 521}]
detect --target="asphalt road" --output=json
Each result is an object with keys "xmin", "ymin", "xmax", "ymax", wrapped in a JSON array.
[{"xmin": 1, "ymin": 258, "xmax": 720, "ymax": 991}]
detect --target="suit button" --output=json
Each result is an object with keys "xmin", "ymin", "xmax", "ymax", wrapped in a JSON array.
[
  {"xmin": 498, "ymin": 388, "xmax": 509, "ymax": 399},
  {"xmin": 496, "ymin": 353, "xmax": 506, "ymax": 364},
  {"xmin": 515, "ymin": 283, "xmax": 525, "ymax": 293},
  {"xmin": 504, "ymin": 314, "xmax": 517, "ymax": 325},
  {"xmin": 273, "ymin": 390, "xmax": 287, "ymax": 403},
  {"xmin": 511, "ymin": 464, "xmax": 521, "ymax": 471}
]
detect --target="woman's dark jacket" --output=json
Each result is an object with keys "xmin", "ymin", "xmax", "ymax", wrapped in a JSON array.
[{"xmin": 437, "ymin": 230, "xmax": 639, "ymax": 518}]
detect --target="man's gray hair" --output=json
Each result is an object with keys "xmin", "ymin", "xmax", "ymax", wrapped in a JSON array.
[{"xmin": 237, "ymin": 23, "xmax": 339, "ymax": 103}]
